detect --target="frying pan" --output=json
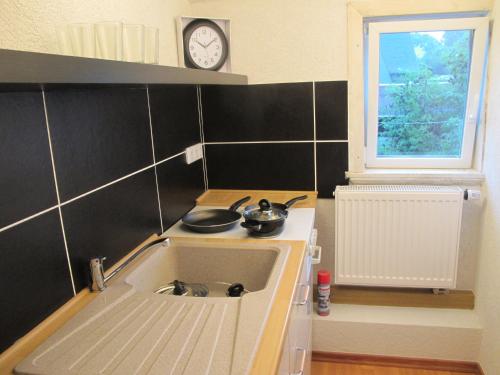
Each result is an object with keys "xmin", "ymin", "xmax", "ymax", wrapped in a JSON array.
[
  {"xmin": 181, "ymin": 196, "xmax": 251, "ymax": 233},
  {"xmin": 243, "ymin": 195, "xmax": 308, "ymax": 213}
]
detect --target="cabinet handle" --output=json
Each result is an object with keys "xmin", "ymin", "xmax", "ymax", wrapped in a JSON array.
[
  {"xmin": 311, "ymin": 245, "xmax": 322, "ymax": 265},
  {"xmin": 290, "ymin": 347, "xmax": 307, "ymax": 375},
  {"xmin": 295, "ymin": 284, "xmax": 310, "ymax": 305}
]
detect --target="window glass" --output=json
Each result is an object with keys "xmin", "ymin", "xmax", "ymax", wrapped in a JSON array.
[{"xmin": 377, "ymin": 30, "xmax": 472, "ymax": 158}]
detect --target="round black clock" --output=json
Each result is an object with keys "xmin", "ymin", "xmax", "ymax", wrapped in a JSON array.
[{"xmin": 183, "ymin": 19, "xmax": 229, "ymax": 71}]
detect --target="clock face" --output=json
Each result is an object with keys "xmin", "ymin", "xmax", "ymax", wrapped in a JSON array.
[{"xmin": 183, "ymin": 20, "xmax": 228, "ymax": 71}]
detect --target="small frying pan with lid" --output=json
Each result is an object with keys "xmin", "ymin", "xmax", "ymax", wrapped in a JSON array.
[{"xmin": 181, "ymin": 196, "xmax": 251, "ymax": 233}]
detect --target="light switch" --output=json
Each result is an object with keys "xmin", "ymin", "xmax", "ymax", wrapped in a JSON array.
[{"xmin": 185, "ymin": 143, "xmax": 203, "ymax": 164}]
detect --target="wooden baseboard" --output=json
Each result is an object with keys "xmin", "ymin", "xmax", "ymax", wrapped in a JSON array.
[
  {"xmin": 313, "ymin": 284, "xmax": 475, "ymax": 309},
  {"xmin": 312, "ymin": 351, "xmax": 483, "ymax": 374}
]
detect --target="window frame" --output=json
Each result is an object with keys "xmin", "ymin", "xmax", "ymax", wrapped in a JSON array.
[{"xmin": 365, "ymin": 17, "xmax": 489, "ymax": 169}]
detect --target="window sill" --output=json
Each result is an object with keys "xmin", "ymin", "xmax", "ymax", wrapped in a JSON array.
[{"xmin": 346, "ymin": 169, "xmax": 484, "ymax": 186}]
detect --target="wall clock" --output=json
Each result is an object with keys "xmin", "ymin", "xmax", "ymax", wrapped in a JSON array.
[{"xmin": 182, "ymin": 19, "xmax": 229, "ymax": 71}]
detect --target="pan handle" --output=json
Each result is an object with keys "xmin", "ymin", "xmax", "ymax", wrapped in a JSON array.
[
  {"xmin": 229, "ymin": 196, "xmax": 251, "ymax": 211},
  {"xmin": 241, "ymin": 220, "xmax": 262, "ymax": 231},
  {"xmin": 284, "ymin": 195, "xmax": 308, "ymax": 209}
]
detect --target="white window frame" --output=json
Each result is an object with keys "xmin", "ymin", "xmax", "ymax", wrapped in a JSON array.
[{"xmin": 365, "ymin": 17, "xmax": 489, "ymax": 169}]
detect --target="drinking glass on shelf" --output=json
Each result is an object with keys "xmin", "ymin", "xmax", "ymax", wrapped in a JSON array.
[
  {"xmin": 95, "ymin": 21, "xmax": 122, "ymax": 60},
  {"xmin": 68, "ymin": 23, "xmax": 95, "ymax": 58},
  {"xmin": 144, "ymin": 27, "xmax": 159, "ymax": 64},
  {"xmin": 122, "ymin": 23, "xmax": 145, "ymax": 63}
]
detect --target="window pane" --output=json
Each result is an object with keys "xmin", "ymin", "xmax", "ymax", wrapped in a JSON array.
[{"xmin": 377, "ymin": 30, "xmax": 472, "ymax": 158}]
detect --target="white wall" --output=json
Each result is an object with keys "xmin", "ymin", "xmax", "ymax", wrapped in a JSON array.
[
  {"xmin": 0, "ymin": 0, "xmax": 483, "ymax": 290},
  {"xmin": 190, "ymin": 0, "xmax": 348, "ymax": 83},
  {"xmin": 475, "ymin": 1, "xmax": 500, "ymax": 373},
  {"xmin": 0, "ymin": 0, "xmax": 191, "ymax": 67}
]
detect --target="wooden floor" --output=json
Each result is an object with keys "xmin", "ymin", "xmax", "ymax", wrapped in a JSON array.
[{"xmin": 312, "ymin": 362, "xmax": 477, "ymax": 375}]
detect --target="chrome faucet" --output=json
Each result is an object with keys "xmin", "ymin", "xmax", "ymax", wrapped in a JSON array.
[{"xmin": 89, "ymin": 237, "xmax": 170, "ymax": 291}]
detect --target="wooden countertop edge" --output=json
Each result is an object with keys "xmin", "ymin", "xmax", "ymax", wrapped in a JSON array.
[
  {"xmin": 0, "ymin": 234, "xmax": 159, "ymax": 374},
  {"xmin": 249, "ymin": 240, "xmax": 307, "ymax": 375}
]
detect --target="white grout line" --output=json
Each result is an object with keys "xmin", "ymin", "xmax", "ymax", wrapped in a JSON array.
[
  {"xmin": 313, "ymin": 81, "xmax": 318, "ymax": 191},
  {"xmin": 204, "ymin": 140, "xmax": 315, "ymax": 145},
  {"xmin": 60, "ymin": 163, "xmax": 156, "ymax": 207},
  {"xmin": 155, "ymin": 150, "xmax": 186, "ymax": 167},
  {"xmin": 204, "ymin": 140, "xmax": 348, "ymax": 145},
  {"xmin": 42, "ymin": 90, "xmax": 77, "ymax": 296},
  {"xmin": 0, "ymin": 205, "xmax": 59, "ymax": 234},
  {"xmin": 197, "ymin": 85, "xmax": 209, "ymax": 190},
  {"xmin": 146, "ymin": 87, "xmax": 164, "ymax": 233},
  {"xmin": 0, "ymin": 151, "xmax": 187, "ymax": 235}
]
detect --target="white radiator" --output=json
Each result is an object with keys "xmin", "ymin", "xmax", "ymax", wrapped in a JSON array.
[{"xmin": 335, "ymin": 185, "xmax": 463, "ymax": 289}]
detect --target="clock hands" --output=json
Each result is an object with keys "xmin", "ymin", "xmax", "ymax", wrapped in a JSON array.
[
  {"xmin": 195, "ymin": 40, "xmax": 206, "ymax": 48},
  {"xmin": 194, "ymin": 38, "xmax": 217, "ymax": 49},
  {"xmin": 205, "ymin": 38, "xmax": 217, "ymax": 48}
]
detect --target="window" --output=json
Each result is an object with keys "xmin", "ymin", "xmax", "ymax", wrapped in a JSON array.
[{"xmin": 365, "ymin": 17, "xmax": 489, "ymax": 168}]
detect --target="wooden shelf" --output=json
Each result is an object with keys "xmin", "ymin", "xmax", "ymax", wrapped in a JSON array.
[{"xmin": 0, "ymin": 49, "xmax": 248, "ymax": 85}]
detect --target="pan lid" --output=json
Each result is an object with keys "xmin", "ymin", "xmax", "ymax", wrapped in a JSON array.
[{"xmin": 244, "ymin": 199, "xmax": 287, "ymax": 222}]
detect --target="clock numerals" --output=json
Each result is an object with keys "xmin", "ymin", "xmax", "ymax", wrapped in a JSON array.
[{"xmin": 184, "ymin": 20, "xmax": 227, "ymax": 70}]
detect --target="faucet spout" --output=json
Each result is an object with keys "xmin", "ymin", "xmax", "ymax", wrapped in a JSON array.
[
  {"xmin": 89, "ymin": 237, "xmax": 170, "ymax": 292},
  {"xmin": 90, "ymin": 256, "xmax": 106, "ymax": 291}
]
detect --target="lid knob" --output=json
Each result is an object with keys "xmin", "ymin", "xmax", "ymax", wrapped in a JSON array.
[
  {"xmin": 173, "ymin": 280, "xmax": 187, "ymax": 295},
  {"xmin": 227, "ymin": 283, "xmax": 245, "ymax": 297},
  {"xmin": 258, "ymin": 199, "xmax": 272, "ymax": 212}
]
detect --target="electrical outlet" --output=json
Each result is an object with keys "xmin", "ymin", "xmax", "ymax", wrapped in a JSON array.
[{"xmin": 185, "ymin": 143, "xmax": 203, "ymax": 164}]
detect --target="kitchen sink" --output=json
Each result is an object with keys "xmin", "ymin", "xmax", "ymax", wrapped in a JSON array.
[
  {"xmin": 15, "ymin": 239, "xmax": 290, "ymax": 375},
  {"xmin": 125, "ymin": 242, "xmax": 279, "ymax": 296}
]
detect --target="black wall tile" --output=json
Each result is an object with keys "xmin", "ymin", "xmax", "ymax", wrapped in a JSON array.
[
  {"xmin": 62, "ymin": 169, "xmax": 161, "ymax": 291},
  {"xmin": 317, "ymin": 142, "xmax": 348, "ymax": 198},
  {"xmin": 315, "ymin": 81, "xmax": 348, "ymax": 140},
  {"xmin": 148, "ymin": 85, "xmax": 201, "ymax": 161},
  {"xmin": 202, "ymin": 83, "xmax": 314, "ymax": 142},
  {"xmin": 0, "ymin": 210, "xmax": 74, "ymax": 352},
  {"xmin": 0, "ymin": 90, "xmax": 57, "ymax": 228},
  {"xmin": 206, "ymin": 143, "xmax": 315, "ymax": 190},
  {"xmin": 156, "ymin": 156, "xmax": 205, "ymax": 229},
  {"xmin": 45, "ymin": 86, "xmax": 153, "ymax": 201}
]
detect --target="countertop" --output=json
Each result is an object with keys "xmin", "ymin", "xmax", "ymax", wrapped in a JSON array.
[{"xmin": 0, "ymin": 190, "xmax": 317, "ymax": 375}]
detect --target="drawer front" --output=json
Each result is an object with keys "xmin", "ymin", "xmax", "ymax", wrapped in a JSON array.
[{"xmin": 288, "ymin": 251, "xmax": 313, "ymax": 375}]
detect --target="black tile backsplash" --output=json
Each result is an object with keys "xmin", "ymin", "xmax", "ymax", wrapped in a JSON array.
[
  {"xmin": 0, "ymin": 90, "xmax": 57, "ymax": 227},
  {"xmin": 0, "ymin": 84, "xmax": 205, "ymax": 351},
  {"xmin": 62, "ymin": 168, "xmax": 161, "ymax": 291},
  {"xmin": 0, "ymin": 210, "xmax": 74, "ymax": 352},
  {"xmin": 315, "ymin": 81, "xmax": 348, "ymax": 140},
  {"xmin": 45, "ymin": 86, "xmax": 153, "ymax": 201},
  {"xmin": 157, "ymin": 156, "xmax": 205, "ymax": 229},
  {"xmin": 202, "ymin": 83, "xmax": 314, "ymax": 142},
  {"xmin": 201, "ymin": 80, "xmax": 348, "ymax": 194},
  {"xmin": 0, "ymin": 79, "xmax": 348, "ymax": 353},
  {"xmin": 149, "ymin": 85, "xmax": 201, "ymax": 160},
  {"xmin": 317, "ymin": 142, "xmax": 349, "ymax": 198},
  {"xmin": 206, "ymin": 143, "xmax": 315, "ymax": 190}
]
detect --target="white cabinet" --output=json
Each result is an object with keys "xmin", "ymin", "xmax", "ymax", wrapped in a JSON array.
[{"xmin": 278, "ymin": 231, "xmax": 314, "ymax": 375}]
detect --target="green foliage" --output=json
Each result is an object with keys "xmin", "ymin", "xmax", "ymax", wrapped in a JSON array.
[{"xmin": 378, "ymin": 31, "xmax": 470, "ymax": 157}]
